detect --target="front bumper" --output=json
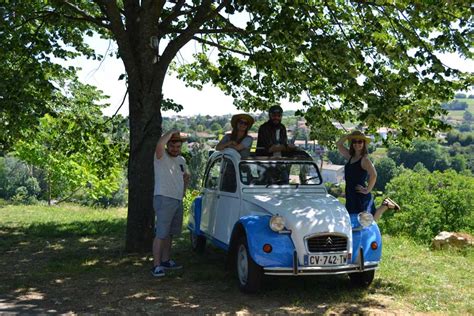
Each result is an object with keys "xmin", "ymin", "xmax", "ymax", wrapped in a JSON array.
[
  {"xmin": 263, "ymin": 248, "xmax": 379, "ymax": 276},
  {"xmin": 264, "ymin": 262, "xmax": 378, "ymax": 275}
]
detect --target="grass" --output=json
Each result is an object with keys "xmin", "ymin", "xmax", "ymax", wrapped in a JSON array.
[{"xmin": 0, "ymin": 203, "xmax": 473, "ymax": 314}]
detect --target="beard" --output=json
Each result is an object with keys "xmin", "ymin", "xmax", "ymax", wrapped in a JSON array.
[{"xmin": 167, "ymin": 149, "xmax": 179, "ymax": 157}]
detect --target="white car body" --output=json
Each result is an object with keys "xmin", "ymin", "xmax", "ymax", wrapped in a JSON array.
[{"xmin": 189, "ymin": 148, "xmax": 381, "ymax": 292}]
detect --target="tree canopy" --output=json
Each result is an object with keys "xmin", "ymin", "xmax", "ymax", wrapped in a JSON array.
[{"xmin": 1, "ymin": 0, "xmax": 473, "ymax": 251}]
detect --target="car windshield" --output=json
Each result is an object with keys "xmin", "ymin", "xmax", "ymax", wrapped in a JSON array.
[{"xmin": 239, "ymin": 161, "xmax": 322, "ymax": 186}]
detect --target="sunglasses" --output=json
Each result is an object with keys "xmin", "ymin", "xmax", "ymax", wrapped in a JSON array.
[
  {"xmin": 238, "ymin": 120, "xmax": 249, "ymax": 126},
  {"xmin": 352, "ymin": 140, "xmax": 365, "ymax": 144}
]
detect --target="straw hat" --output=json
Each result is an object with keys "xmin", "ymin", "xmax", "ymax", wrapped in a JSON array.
[
  {"xmin": 231, "ymin": 113, "xmax": 255, "ymax": 129},
  {"xmin": 347, "ymin": 130, "xmax": 371, "ymax": 143},
  {"xmin": 168, "ymin": 132, "xmax": 187, "ymax": 142}
]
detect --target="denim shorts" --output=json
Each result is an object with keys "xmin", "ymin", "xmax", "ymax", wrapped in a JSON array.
[{"xmin": 153, "ymin": 195, "xmax": 183, "ymax": 239}]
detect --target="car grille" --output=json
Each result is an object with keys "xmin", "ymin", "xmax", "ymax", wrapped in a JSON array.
[{"xmin": 307, "ymin": 235, "xmax": 347, "ymax": 253}]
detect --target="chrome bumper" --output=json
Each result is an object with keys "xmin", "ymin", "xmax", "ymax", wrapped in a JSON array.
[
  {"xmin": 264, "ymin": 262, "xmax": 378, "ymax": 276},
  {"xmin": 264, "ymin": 249, "xmax": 379, "ymax": 276}
]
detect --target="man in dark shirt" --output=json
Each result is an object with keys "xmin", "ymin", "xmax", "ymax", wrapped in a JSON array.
[{"xmin": 256, "ymin": 105, "xmax": 296, "ymax": 156}]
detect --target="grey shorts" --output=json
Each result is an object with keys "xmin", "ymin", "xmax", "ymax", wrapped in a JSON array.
[{"xmin": 153, "ymin": 195, "xmax": 183, "ymax": 239}]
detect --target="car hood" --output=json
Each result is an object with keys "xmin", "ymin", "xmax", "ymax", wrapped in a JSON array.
[{"xmin": 242, "ymin": 189, "xmax": 352, "ymax": 258}]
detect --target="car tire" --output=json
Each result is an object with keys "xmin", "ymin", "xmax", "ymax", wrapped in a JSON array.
[
  {"xmin": 349, "ymin": 270, "xmax": 375, "ymax": 287},
  {"xmin": 235, "ymin": 235, "xmax": 263, "ymax": 293},
  {"xmin": 190, "ymin": 232, "xmax": 206, "ymax": 254}
]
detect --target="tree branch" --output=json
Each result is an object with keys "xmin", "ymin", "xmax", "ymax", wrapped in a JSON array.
[
  {"xmin": 61, "ymin": 0, "xmax": 110, "ymax": 28},
  {"xmin": 191, "ymin": 36, "xmax": 251, "ymax": 56},
  {"xmin": 159, "ymin": 0, "xmax": 186, "ymax": 31},
  {"xmin": 96, "ymin": 0, "xmax": 139, "ymax": 84}
]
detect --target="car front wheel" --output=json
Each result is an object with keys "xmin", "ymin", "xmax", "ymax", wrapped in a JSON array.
[
  {"xmin": 236, "ymin": 236, "xmax": 263, "ymax": 293},
  {"xmin": 349, "ymin": 270, "xmax": 375, "ymax": 287}
]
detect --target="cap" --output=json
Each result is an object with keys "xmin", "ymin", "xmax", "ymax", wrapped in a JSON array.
[{"xmin": 268, "ymin": 105, "xmax": 283, "ymax": 115}]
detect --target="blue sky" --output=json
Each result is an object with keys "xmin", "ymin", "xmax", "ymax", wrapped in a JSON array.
[{"xmin": 73, "ymin": 36, "xmax": 473, "ymax": 118}]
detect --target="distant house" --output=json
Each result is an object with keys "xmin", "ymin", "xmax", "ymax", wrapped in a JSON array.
[{"xmin": 320, "ymin": 162, "xmax": 345, "ymax": 184}]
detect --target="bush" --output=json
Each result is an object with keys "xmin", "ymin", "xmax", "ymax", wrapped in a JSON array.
[
  {"xmin": 374, "ymin": 157, "xmax": 398, "ymax": 191},
  {"xmin": 0, "ymin": 155, "xmax": 41, "ymax": 201},
  {"xmin": 378, "ymin": 168, "xmax": 474, "ymax": 243},
  {"xmin": 325, "ymin": 182, "xmax": 344, "ymax": 198},
  {"xmin": 326, "ymin": 149, "xmax": 346, "ymax": 165}
]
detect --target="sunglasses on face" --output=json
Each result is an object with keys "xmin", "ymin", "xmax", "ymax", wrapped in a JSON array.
[
  {"xmin": 352, "ymin": 140, "xmax": 365, "ymax": 144},
  {"xmin": 238, "ymin": 120, "xmax": 249, "ymax": 126}
]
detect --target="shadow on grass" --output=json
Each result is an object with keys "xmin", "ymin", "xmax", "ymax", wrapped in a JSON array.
[{"xmin": 0, "ymin": 220, "xmax": 408, "ymax": 314}]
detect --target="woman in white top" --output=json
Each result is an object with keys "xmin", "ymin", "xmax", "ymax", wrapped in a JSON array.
[{"xmin": 216, "ymin": 113, "xmax": 254, "ymax": 158}]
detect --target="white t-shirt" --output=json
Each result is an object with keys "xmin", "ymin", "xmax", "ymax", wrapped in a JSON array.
[{"xmin": 154, "ymin": 151, "xmax": 187, "ymax": 200}]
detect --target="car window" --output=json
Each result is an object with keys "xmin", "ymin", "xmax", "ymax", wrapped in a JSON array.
[
  {"xmin": 220, "ymin": 158, "xmax": 237, "ymax": 193},
  {"xmin": 239, "ymin": 161, "xmax": 322, "ymax": 185},
  {"xmin": 205, "ymin": 158, "xmax": 222, "ymax": 190}
]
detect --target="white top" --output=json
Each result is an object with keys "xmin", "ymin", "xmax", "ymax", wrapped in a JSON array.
[{"xmin": 154, "ymin": 151, "xmax": 187, "ymax": 200}]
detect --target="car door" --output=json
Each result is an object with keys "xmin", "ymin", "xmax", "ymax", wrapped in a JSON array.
[
  {"xmin": 213, "ymin": 157, "xmax": 241, "ymax": 244},
  {"xmin": 200, "ymin": 156, "xmax": 222, "ymax": 236}
]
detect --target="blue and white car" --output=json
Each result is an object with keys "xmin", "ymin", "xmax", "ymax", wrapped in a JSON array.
[{"xmin": 188, "ymin": 148, "xmax": 382, "ymax": 292}]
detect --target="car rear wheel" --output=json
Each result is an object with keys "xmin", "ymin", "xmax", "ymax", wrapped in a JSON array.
[
  {"xmin": 236, "ymin": 236, "xmax": 263, "ymax": 293},
  {"xmin": 349, "ymin": 270, "xmax": 375, "ymax": 287},
  {"xmin": 190, "ymin": 232, "xmax": 206, "ymax": 254}
]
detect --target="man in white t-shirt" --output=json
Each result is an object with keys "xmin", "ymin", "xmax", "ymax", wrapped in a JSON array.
[{"xmin": 151, "ymin": 130, "xmax": 190, "ymax": 277}]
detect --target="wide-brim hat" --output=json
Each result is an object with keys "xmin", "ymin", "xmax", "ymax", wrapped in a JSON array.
[
  {"xmin": 169, "ymin": 132, "xmax": 187, "ymax": 143},
  {"xmin": 347, "ymin": 130, "xmax": 371, "ymax": 144},
  {"xmin": 231, "ymin": 113, "xmax": 254, "ymax": 129}
]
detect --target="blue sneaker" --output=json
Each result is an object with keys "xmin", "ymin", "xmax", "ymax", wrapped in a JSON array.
[
  {"xmin": 161, "ymin": 259, "xmax": 182, "ymax": 270},
  {"xmin": 151, "ymin": 265, "xmax": 165, "ymax": 277}
]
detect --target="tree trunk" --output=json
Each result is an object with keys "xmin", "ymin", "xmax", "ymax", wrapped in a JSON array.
[{"xmin": 125, "ymin": 88, "xmax": 162, "ymax": 253}]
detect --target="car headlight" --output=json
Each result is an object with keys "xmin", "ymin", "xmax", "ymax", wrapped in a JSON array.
[
  {"xmin": 358, "ymin": 212, "xmax": 374, "ymax": 227},
  {"xmin": 269, "ymin": 215, "xmax": 286, "ymax": 232}
]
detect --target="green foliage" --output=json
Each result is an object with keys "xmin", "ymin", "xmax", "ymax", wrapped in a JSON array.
[
  {"xmin": 325, "ymin": 182, "xmax": 343, "ymax": 198},
  {"xmin": 188, "ymin": 143, "xmax": 209, "ymax": 190},
  {"xmin": 0, "ymin": 155, "xmax": 40, "ymax": 202},
  {"xmin": 174, "ymin": 2, "xmax": 472, "ymax": 145},
  {"xmin": 0, "ymin": 1, "xmax": 108, "ymax": 151},
  {"xmin": 441, "ymin": 100, "xmax": 468, "ymax": 111},
  {"xmin": 379, "ymin": 168, "xmax": 474, "ymax": 243},
  {"xmin": 463, "ymin": 111, "xmax": 473, "ymax": 121},
  {"xmin": 13, "ymin": 83, "xmax": 127, "ymax": 204},
  {"xmin": 450, "ymin": 155, "xmax": 467, "ymax": 173},
  {"xmin": 446, "ymin": 131, "xmax": 474, "ymax": 147},
  {"xmin": 388, "ymin": 139, "xmax": 450, "ymax": 172},
  {"xmin": 326, "ymin": 149, "xmax": 346, "ymax": 165},
  {"xmin": 374, "ymin": 157, "xmax": 398, "ymax": 192}
]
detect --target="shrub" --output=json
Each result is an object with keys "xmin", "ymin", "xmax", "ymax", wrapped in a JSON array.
[
  {"xmin": 374, "ymin": 157, "xmax": 398, "ymax": 191},
  {"xmin": 0, "ymin": 155, "xmax": 41, "ymax": 201},
  {"xmin": 378, "ymin": 168, "xmax": 474, "ymax": 243}
]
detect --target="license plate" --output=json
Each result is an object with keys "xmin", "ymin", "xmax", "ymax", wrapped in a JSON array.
[{"xmin": 305, "ymin": 254, "xmax": 347, "ymax": 266}]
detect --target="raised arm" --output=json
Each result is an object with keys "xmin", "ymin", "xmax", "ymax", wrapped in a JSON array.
[
  {"xmin": 156, "ymin": 130, "xmax": 175, "ymax": 159},
  {"xmin": 336, "ymin": 134, "xmax": 351, "ymax": 160}
]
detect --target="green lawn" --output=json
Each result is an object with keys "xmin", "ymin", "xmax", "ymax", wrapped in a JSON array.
[{"xmin": 0, "ymin": 203, "xmax": 472, "ymax": 314}]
